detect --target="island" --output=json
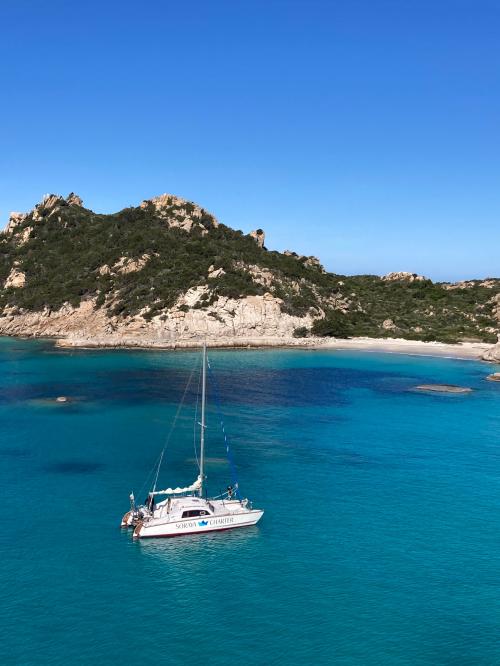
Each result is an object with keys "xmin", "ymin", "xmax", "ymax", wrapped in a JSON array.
[{"xmin": 0, "ymin": 192, "xmax": 498, "ymax": 360}]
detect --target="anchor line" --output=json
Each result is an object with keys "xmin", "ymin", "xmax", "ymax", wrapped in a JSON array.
[{"xmin": 192, "ymin": 357, "xmax": 202, "ymax": 472}]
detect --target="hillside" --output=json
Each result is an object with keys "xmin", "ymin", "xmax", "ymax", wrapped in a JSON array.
[{"xmin": 0, "ymin": 192, "xmax": 499, "ymax": 353}]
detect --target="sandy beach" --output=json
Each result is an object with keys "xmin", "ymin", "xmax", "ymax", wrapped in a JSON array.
[
  {"xmin": 315, "ymin": 336, "xmax": 493, "ymax": 360},
  {"xmin": 55, "ymin": 333, "xmax": 495, "ymax": 361}
]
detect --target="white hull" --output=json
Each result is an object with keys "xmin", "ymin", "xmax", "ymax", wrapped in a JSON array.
[{"xmin": 134, "ymin": 508, "xmax": 263, "ymax": 539}]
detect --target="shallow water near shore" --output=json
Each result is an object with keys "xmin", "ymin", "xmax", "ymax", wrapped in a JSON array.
[{"xmin": 1, "ymin": 338, "xmax": 500, "ymax": 665}]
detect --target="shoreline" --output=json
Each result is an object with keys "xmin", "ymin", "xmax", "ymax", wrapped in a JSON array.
[
  {"xmin": 315, "ymin": 336, "xmax": 493, "ymax": 360},
  {"xmin": 50, "ymin": 334, "xmax": 495, "ymax": 361}
]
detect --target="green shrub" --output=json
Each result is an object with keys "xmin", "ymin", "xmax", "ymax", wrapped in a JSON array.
[
  {"xmin": 293, "ymin": 326, "xmax": 309, "ymax": 338},
  {"xmin": 312, "ymin": 313, "xmax": 353, "ymax": 338}
]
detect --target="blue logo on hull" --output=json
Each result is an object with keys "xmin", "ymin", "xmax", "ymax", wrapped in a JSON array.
[{"xmin": 198, "ymin": 520, "xmax": 208, "ymax": 526}]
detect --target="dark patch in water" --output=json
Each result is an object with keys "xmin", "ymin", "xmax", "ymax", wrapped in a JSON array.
[
  {"xmin": 44, "ymin": 461, "xmax": 104, "ymax": 474},
  {"xmin": 0, "ymin": 364, "xmax": 425, "ymax": 409},
  {"xmin": 0, "ymin": 447, "xmax": 30, "ymax": 458},
  {"xmin": 87, "ymin": 365, "xmax": 419, "ymax": 408}
]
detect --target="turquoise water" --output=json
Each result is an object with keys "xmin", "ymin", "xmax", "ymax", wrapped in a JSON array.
[{"xmin": 1, "ymin": 338, "xmax": 500, "ymax": 665}]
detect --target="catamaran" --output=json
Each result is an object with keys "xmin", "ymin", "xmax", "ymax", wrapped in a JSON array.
[{"xmin": 121, "ymin": 345, "xmax": 263, "ymax": 538}]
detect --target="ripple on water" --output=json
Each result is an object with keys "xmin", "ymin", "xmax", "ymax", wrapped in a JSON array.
[{"xmin": 42, "ymin": 461, "xmax": 105, "ymax": 474}]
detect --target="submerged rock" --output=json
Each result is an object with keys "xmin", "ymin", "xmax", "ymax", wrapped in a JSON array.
[
  {"xmin": 28, "ymin": 396, "xmax": 80, "ymax": 408},
  {"xmin": 414, "ymin": 384, "xmax": 473, "ymax": 394}
]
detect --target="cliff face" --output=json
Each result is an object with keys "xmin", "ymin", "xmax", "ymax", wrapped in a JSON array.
[
  {"xmin": 0, "ymin": 294, "xmax": 313, "ymax": 347},
  {"xmin": 0, "ymin": 192, "xmax": 499, "ymax": 350}
]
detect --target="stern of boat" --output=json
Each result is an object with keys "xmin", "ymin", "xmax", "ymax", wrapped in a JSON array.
[{"xmin": 121, "ymin": 511, "xmax": 133, "ymax": 528}]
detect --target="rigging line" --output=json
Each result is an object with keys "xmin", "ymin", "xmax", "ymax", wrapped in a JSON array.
[
  {"xmin": 151, "ymin": 359, "xmax": 199, "ymax": 493},
  {"xmin": 207, "ymin": 359, "xmax": 241, "ymax": 499},
  {"xmin": 135, "ymin": 458, "xmax": 159, "ymax": 503},
  {"xmin": 135, "ymin": 444, "xmax": 166, "ymax": 503}
]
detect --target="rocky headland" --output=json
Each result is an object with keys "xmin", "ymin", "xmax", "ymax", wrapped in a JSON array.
[{"xmin": 1, "ymin": 192, "xmax": 499, "ymax": 360}]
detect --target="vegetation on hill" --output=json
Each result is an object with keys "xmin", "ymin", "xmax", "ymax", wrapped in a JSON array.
[{"xmin": 0, "ymin": 194, "xmax": 498, "ymax": 344}]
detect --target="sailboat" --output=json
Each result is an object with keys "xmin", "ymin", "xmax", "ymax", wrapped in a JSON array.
[{"xmin": 121, "ymin": 345, "xmax": 264, "ymax": 538}]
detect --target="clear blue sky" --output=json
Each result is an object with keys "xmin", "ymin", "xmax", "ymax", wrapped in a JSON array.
[{"xmin": 0, "ymin": 0, "xmax": 498, "ymax": 281}]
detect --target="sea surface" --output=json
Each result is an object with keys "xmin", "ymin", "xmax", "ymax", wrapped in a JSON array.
[{"xmin": 0, "ymin": 338, "xmax": 499, "ymax": 665}]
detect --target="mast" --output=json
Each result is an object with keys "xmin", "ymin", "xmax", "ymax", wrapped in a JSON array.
[{"xmin": 199, "ymin": 343, "xmax": 207, "ymax": 497}]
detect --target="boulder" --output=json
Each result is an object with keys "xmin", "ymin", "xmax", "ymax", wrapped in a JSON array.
[
  {"xmin": 381, "ymin": 318, "xmax": 396, "ymax": 331},
  {"xmin": 250, "ymin": 229, "xmax": 265, "ymax": 248},
  {"xmin": 208, "ymin": 266, "xmax": 225, "ymax": 279},
  {"xmin": 483, "ymin": 336, "xmax": 500, "ymax": 362},
  {"xmin": 66, "ymin": 192, "xmax": 83, "ymax": 206},
  {"xmin": 486, "ymin": 373, "xmax": 500, "ymax": 382}
]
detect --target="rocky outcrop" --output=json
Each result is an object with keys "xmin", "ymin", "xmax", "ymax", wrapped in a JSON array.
[
  {"xmin": 235, "ymin": 262, "xmax": 275, "ymax": 289},
  {"xmin": 4, "ymin": 265, "xmax": 26, "ymax": 288},
  {"xmin": 490, "ymin": 293, "xmax": 500, "ymax": 322},
  {"xmin": 31, "ymin": 194, "xmax": 66, "ymax": 221},
  {"xmin": 4, "ymin": 193, "xmax": 84, "ymax": 233},
  {"xmin": 303, "ymin": 256, "xmax": 325, "ymax": 272},
  {"xmin": 283, "ymin": 250, "xmax": 325, "ymax": 272},
  {"xmin": 66, "ymin": 192, "xmax": 83, "ymax": 206},
  {"xmin": 0, "ymin": 300, "xmax": 111, "ymax": 339},
  {"xmin": 17, "ymin": 226, "xmax": 33, "ymax": 246},
  {"xmin": 96, "ymin": 255, "xmax": 152, "ymax": 276},
  {"xmin": 5, "ymin": 212, "xmax": 27, "ymax": 233},
  {"xmin": 113, "ymin": 254, "xmax": 150, "ymax": 274},
  {"xmin": 140, "ymin": 194, "xmax": 218, "ymax": 234},
  {"xmin": 382, "ymin": 272, "xmax": 427, "ymax": 282},
  {"xmin": 161, "ymin": 292, "xmax": 312, "ymax": 341},
  {"xmin": 443, "ymin": 279, "xmax": 500, "ymax": 291},
  {"xmin": 442, "ymin": 280, "xmax": 474, "ymax": 290},
  {"xmin": 207, "ymin": 265, "xmax": 225, "ymax": 279},
  {"xmin": 483, "ymin": 337, "xmax": 500, "ymax": 362},
  {"xmin": 481, "ymin": 296, "xmax": 500, "ymax": 358},
  {"xmin": 250, "ymin": 229, "xmax": 265, "ymax": 248},
  {"xmin": 32, "ymin": 193, "xmax": 84, "ymax": 222}
]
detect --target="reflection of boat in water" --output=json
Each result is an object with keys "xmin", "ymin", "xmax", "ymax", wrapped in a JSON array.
[
  {"xmin": 121, "ymin": 345, "xmax": 263, "ymax": 539},
  {"xmin": 136, "ymin": 523, "xmax": 262, "ymax": 565}
]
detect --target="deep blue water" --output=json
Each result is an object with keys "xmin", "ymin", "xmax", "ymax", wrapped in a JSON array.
[{"xmin": 1, "ymin": 338, "xmax": 500, "ymax": 665}]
